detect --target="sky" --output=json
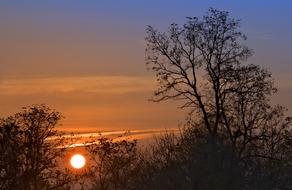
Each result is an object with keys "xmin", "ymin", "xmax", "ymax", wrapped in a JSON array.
[{"xmin": 0, "ymin": 0, "xmax": 292, "ymax": 132}]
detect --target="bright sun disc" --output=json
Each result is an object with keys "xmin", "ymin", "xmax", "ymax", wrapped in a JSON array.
[{"xmin": 70, "ymin": 154, "xmax": 86, "ymax": 169}]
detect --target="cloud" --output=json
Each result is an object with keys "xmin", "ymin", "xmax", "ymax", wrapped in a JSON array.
[
  {"xmin": 0, "ymin": 75, "xmax": 184, "ymax": 132},
  {"xmin": 0, "ymin": 76, "xmax": 156, "ymax": 95}
]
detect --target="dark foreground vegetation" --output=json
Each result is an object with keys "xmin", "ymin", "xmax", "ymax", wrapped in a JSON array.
[{"xmin": 1, "ymin": 8, "xmax": 292, "ymax": 190}]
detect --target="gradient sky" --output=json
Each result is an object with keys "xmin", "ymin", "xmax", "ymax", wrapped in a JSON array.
[{"xmin": 0, "ymin": 0, "xmax": 291, "ymax": 132}]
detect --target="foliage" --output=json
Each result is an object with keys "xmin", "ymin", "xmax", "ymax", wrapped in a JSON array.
[{"xmin": 0, "ymin": 105, "xmax": 74, "ymax": 190}]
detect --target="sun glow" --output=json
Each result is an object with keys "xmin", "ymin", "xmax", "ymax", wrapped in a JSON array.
[{"xmin": 70, "ymin": 154, "xmax": 86, "ymax": 169}]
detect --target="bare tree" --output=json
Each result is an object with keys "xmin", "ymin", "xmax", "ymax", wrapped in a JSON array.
[{"xmin": 145, "ymin": 8, "xmax": 291, "ymax": 158}]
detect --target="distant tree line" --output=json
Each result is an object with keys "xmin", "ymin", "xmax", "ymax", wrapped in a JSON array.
[{"xmin": 0, "ymin": 8, "xmax": 291, "ymax": 190}]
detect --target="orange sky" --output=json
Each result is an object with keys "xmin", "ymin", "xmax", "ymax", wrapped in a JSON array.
[
  {"xmin": 0, "ymin": 1, "xmax": 291, "ymax": 132},
  {"xmin": 0, "ymin": 76, "xmax": 185, "ymax": 131}
]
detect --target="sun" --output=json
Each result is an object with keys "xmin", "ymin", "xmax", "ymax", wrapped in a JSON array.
[{"xmin": 70, "ymin": 154, "xmax": 86, "ymax": 169}]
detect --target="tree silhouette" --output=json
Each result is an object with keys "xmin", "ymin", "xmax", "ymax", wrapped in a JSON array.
[
  {"xmin": 85, "ymin": 135, "xmax": 139, "ymax": 190},
  {"xmin": 145, "ymin": 8, "xmax": 292, "ymax": 189},
  {"xmin": 0, "ymin": 8, "xmax": 291, "ymax": 190},
  {"xmin": 0, "ymin": 105, "xmax": 74, "ymax": 190}
]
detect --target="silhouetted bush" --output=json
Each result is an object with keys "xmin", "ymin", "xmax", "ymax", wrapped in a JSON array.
[{"xmin": 84, "ymin": 136, "xmax": 140, "ymax": 190}]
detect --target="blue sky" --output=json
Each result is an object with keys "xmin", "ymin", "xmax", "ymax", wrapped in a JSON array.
[{"xmin": 1, "ymin": 0, "xmax": 292, "ymax": 75}]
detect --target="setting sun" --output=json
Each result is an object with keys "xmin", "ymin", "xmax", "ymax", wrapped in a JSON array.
[{"xmin": 70, "ymin": 154, "xmax": 86, "ymax": 169}]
